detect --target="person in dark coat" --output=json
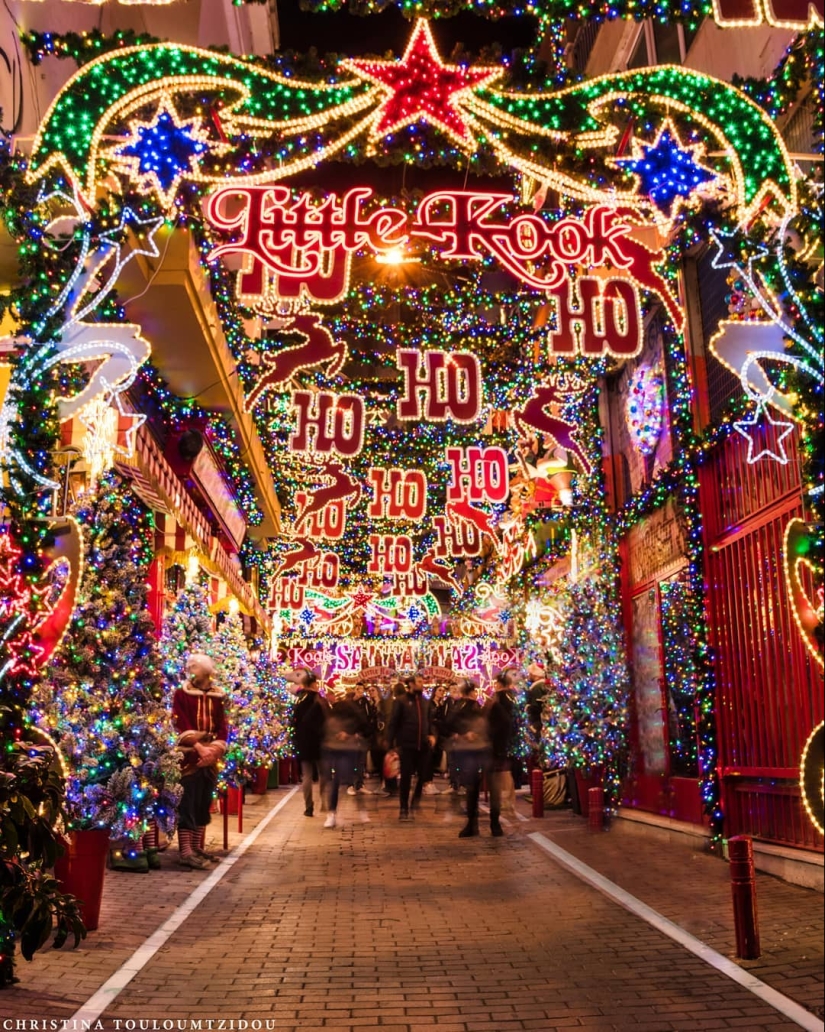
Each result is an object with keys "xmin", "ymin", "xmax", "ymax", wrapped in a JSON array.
[
  {"xmin": 351, "ymin": 682, "xmax": 377, "ymax": 792},
  {"xmin": 423, "ymin": 684, "xmax": 449, "ymax": 792},
  {"xmin": 380, "ymin": 681, "xmax": 406, "ymax": 797},
  {"xmin": 485, "ymin": 668, "xmax": 519, "ymax": 836},
  {"xmin": 442, "ymin": 678, "xmax": 491, "ymax": 838},
  {"xmin": 322, "ymin": 692, "xmax": 372, "ymax": 828},
  {"xmin": 367, "ymin": 683, "xmax": 388, "ymax": 789},
  {"xmin": 387, "ymin": 672, "xmax": 436, "ymax": 820},
  {"xmin": 525, "ymin": 662, "xmax": 548, "ymax": 740},
  {"xmin": 288, "ymin": 668, "xmax": 327, "ymax": 817}
]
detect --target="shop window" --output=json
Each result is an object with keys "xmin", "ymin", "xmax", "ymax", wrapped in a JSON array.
[
  {"xmin": 570, "ymin": 21, "xmax": 601, "ymax": 73},
  {"xmin": 626, "ymin": 20, "xmax": 699, "ymax": 68},
  {"xmin": 628, "ymin": 571, "xmax": 701, "ymax": 781},
  {"xmin": 604, "ymin": 308, "xmax": 673, "ymax": 510},
  {"xmin": 660, "ymin": 573, "xmax": 700, "ymax": 778},
  {"xmin": 165, "ymin": 563, "xmax": 186, "ymax": 595},
  {"xmin": 630, "ymin": 587, "xmax": 667, "ymax": 776}
]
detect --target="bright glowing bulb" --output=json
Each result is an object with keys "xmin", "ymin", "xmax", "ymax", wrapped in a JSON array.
[
  {"xmin": 185, "ymin": 553, "xmax": 200, "ymax": 585},
  {"xmin": 376, "ymin": 246, "xmax": 421, "ymax": 266}
]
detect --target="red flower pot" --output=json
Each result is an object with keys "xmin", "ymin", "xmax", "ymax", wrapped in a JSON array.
[
  {"xmin": 574, "ymin": 768, "xmax": 604, "ymax": 818},
  {"xmin": 54, "ymin": 828, "xmax": 110, "ymax": 932},
  {"xmin": 251, "ymin": 767, "xmax": 269, "ymax": 795},
  {"xmin": 220, "ymin": 786, "xmax": 242, "ymax": 815}
]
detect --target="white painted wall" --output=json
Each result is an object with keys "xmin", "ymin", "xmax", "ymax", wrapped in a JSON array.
[
  {"xmin": 684, "ymin": 16, "xmax": 795, "ymax": 79},
  {"xmin": 584, "ymin": 13, "xmax": 796, "ymax": 81},
  {"xmin": 1, "ymin": 0, "xmax": 276, "ymax": 139}
]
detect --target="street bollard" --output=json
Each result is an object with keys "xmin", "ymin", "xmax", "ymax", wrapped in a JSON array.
[
  {"xmin": 222, "ymin": 793, "xmax": 229, "ymax": 851},
  {"xmin": 531, "ymin": 768, "xmax": 544, "ymax": 818},
  {"xmin": 729, "ymin": 835, "xmax": 761, "ymax": 959},
  {"xmin": 588, "ymin": 787, "xmax": 604, "ymax": 831}
]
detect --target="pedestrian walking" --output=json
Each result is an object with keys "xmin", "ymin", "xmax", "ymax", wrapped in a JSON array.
[
  {"xmin": 350, "ymin": 682, "xmax": 376, "ymax": 793},
  {"xmin": 422, "ymin": 684, "xmax": 448, "ymax": 793},
  {"xmin": 367, "ymin": 683, "xmax": 388, "ymax": 788},
  {"xmin": 526, "ymin": 662, "xmax": 548, "ymax": 742},
  {"xmin": 442, "ymin": 678, "xmax": 490, "ymax": 838},
  {"xmin": 381, "ymin": 681, "xmax": 405, "ymax": 797},
  {"xmin": 172, "ymin": 654, "xmax": 228, "ymax": 869},
  {"xmin": 288, "ymin": 667, "xmax": 327, "ymax": 817},
  {"xmin": 443, "ymin": 681, "xmax": 462, "ymax": 792},
  {"xmin": 485, "ymin": 668, "xmax": 520, "ymax": 837},
  {"xmin": 387, "ymin": 672, "xmax": 436, "ymax": 820},
  {"xmin": 323, "ymin": 692, "xmax": 372, "ymax": 828}
]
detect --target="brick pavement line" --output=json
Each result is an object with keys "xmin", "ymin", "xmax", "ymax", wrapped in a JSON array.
[
  {"xmin": 479, "ymin": 800, "xmax": 529, "ymax": 824},
  {"xmin": 69, "ymin": 786, "xmax": 300, "ymax": 1025},
  {"xmin": 528, "ymin": 830, "xmax": 825, "ymax": 1032}
]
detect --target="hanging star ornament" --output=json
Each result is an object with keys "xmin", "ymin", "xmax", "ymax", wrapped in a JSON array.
[
  {"xmin": 709, "ymin": 227, "xmax": 769, "ymax": 276},
  {"xmin": 733, "ymin": 400, "xmax": 795, "ymax": 465},
  {"xmin": 342, "ymin": 20, "xmax": 501, "ymax": 153},
  {"xmin": 615, "ymin": 121, "xmax": 717, "ymax": 221},
  {"xmin": 99, "ymin": 207, "xmax": 164, "ymax": 272},
  {"xmin": 113, "ymin": 96, "xmax": 212, "ymax": 209}
]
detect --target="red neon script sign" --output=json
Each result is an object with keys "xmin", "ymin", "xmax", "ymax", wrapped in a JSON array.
[{"xmin": 204, "ymin": 186, "xmax": 680, "ymax": 331}]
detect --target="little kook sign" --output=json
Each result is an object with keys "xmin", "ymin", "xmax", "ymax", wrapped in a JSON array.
[{"xmin": 205, "ymin": 185, "xmax": 680, "ymax": 359}]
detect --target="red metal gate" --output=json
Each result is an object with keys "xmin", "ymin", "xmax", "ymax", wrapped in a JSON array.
[{"xmin": 701, "ymin": 425, "xmax": 822, "ymax": 851}]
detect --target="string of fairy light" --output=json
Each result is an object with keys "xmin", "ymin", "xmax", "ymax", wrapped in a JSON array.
[{"xmin": 2, "ymin": 21, "xmax": 819, "ymax": 853}]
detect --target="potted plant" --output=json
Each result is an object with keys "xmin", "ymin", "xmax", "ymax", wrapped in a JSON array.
[{"xmin": 1, "ymin": 742, "xmax": 86, "ymax": 984}]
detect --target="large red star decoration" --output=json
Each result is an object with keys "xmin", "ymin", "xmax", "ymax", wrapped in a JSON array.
[
  {"xmin": 349, "ymin": 586, "xmax": 375, "ymax": 610},
  {"xmin": 343, "ymin": 20, "xmax": 501, "ymax": 152}
]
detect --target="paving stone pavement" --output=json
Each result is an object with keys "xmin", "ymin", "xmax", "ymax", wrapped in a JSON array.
[
  {"xmin": 1, "ymin": 784, "xmax": 822, "ymax": 1032},
  {"xmin": 514, "ymin": 802, "xmax": 824, "ymax": 1021}
]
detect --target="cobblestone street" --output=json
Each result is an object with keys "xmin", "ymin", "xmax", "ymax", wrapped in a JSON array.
[{"xmin": 2, "ymin": 787, "xmax": 822, "ymax": 1032}]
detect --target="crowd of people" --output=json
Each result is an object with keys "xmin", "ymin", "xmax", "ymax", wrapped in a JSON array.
[
  {"xmin": 169, "ymin": 657, "xmax": 541, "ymax": 868},
  {"xmin": 288, "ymin": 667, "xmax": 525, "ymax": 839}
]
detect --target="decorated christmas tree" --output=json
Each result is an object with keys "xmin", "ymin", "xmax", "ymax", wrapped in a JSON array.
[
  {"xmin": 211, "ymin": 610, "xmax": 261, "ymax": 787},
  {"xmin": 541, "ymin": 575, "xmax": 630, "ymax": 804},
  {"xmin": 254, "ymin": 654, "xmax": 294, "ymax": 762},
  {"xmin": 33, "ymin": 475, "xmax": 180, "ymax": 845},
  {"xmin": 159, "ymin": 579, "xmax": 214, "ymax": 688}
]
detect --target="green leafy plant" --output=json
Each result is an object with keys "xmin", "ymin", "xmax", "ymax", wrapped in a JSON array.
[{"xmin": 0, "ymin": 743, "xmax": 86, "ymax": 986}]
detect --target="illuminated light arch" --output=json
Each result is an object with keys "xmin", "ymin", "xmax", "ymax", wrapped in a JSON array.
[
  {"xmin": 26, "ymin": 32, "xmax": 796, "ymax": 231},
  {"xmin": 27, "ymin": 43, "xmax": 377, "ymax": 204}
]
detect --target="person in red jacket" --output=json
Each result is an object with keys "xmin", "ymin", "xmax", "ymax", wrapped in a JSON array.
[{"xmin": 172, "ymin": 653, "xmax": 228, "ymax": 870}]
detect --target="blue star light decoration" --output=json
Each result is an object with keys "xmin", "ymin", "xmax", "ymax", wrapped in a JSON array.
[
  {"xmin": 733, "ymin": 400, "xmax": 795, "ymax": 465},
  {"xmin": 709, "ymin": 227, "xmax": 769, "ymax": 277},
  {"xmin": 114, "ymin": 98, "xmax": 210, "ymax": 209},
  {"xmin": 298, "ymin": 605, "xmax": 316, "ymax": 628},
  {"xmin": 618, "ymin": 123, "xmax": 717, "ymax": 220}
]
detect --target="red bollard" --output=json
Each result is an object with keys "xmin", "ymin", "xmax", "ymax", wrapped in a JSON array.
[
  {"xmin": 729, "ymin": 835, "xmax": 760, "ymax": 959},
  {"xmin": 222, "ymin": 793, "xmax": 229, "ymax": 851},
  {"xmin": 588, "ymin": 787, "xmax": 604, "ymax": 831},
  {"xmin": 531, "ymin": 768, "xmax": 544, "ymax": 818}
]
